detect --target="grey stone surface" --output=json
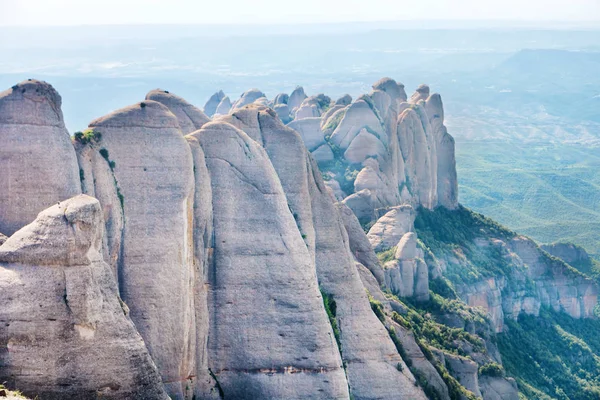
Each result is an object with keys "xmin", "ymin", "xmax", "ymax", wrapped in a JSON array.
[
  {"xmin": 0, "ymin": 195, "xmax": 168, "ymax": 400},
  {"xmin": 191, "ymin": 120, "xmax": 349, "ymax": 399},
  {"xmin": 88, "ymin": 100, "xmax": 196, "ymax": 398},
  {"xmin": 0, "ymin": 80, "xmax": 81, "ymax": 236},
  {"xmin": 146, "ymin": 89, "xmax": 210, "ymax": 134}
]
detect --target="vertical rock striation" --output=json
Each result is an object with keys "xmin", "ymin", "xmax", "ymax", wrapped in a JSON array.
[{"xmin": 0, "ymin": 79, "xmax": 81, "ymax": 236}]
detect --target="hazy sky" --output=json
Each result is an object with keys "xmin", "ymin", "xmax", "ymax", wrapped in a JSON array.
[{"xmin": 1, "ymin": 0, "xmax": 599, "ymax": 26}]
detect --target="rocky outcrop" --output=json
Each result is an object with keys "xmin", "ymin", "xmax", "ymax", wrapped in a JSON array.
[
  {"xmin": 288, "ymin": 86, "xmax": 307, "ymax": 112},
  {"xmin": 146, "ymin": 89, "xmax": 210, "ymax": 134},
  {"xmin": 287, "ymin": 117, "xmax": 325, "ymax": 151},
  {"xmin": 479, "ymin": 376, "xmax": 519, "ymax": 400},
  {"xmin": 190, "ymin": 120, "xmax": 349, "ymax": 399},
  {"xmin": 367, "ymin": 205, "xmax": 415, "ymax": 252},
  {"xmin": 410, "ymin": 84, "xmax": 430, "ymax": 103},
  {"xmin": 203, "ymin": 90, "xmax": 226, "ymax": 117},
  {"xmin": 214, "ymin": 95, "xmax": 232, "ymax": 116},
  {"xmin": 0, "ymin": 195, "xmax": 168, "ymax": 400},
  {"xmin": 383, "ymin": 233, "xmax": 429, "ymax": 301},
  {"xmin": 0, "ymin": 79, "xmax": 81, "ymax": 236},
  {"xmin": 230, "ymin": 88, "xmax": 266, "ymax": 110},
  {"xmin": 85, "ymin": 100, "xmax": 196, "ymax": 398},
  {"xmin": 541, "ymin": 242, "xmax": 592, "ymax": 267}
]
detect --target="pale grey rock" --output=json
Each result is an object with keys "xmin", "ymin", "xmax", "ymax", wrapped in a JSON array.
[
  {"xmin": 191, "ymin": 120, "xmax": 349, "ymax": 399},
  {"xmin": 288, "ymin": 86, "xmax": 307, "ymax": 112},
  {"xmin": 367, "ymin": 205, "xmax": 415, "ymax": 252},
  {"xmin": 312, "ymin": 143, "xmax": 335, "ymax": 163},
  {"xmin": 88, "ymin": 100, "xmax": 196, "ymax": 398},
  {"xmin": 335, "ymin": 94, "xmax": 352, "ymax": 105},
  {"xmin": 273, "ymin": 92, "xmax": 289, "ymax": 105},
  {"xmin": 343, "ymin": 189, "xmax": 376, "ymax": 225},
  {"xmin": 0, "ymin": 79, "xmax": 81, "ymax": 236},
  {"xmin": 410, "ymin": 84, "xmax": 430, "ymax": 103},
  {"xmin": 231, "ymin": 88, "xmax": 266, "ymax": 110},
  {"xmin": 337, "ymin": 202, "xmax": 386, "ymax": 285},
  {"xmin": 389, "ymin": 321, "xmax": 450, "ymax": 399},
  {"xmin": 323, "ymin": 177, "xmax": 346, "ymax": 201},
  {"xmin": 253, "ymin": 96, "xmax": 270, "ymax": 107},
  {"xmin": 384, "ymin": 233, "xmax": 429, "ymax": 301},
  {"xmin": 425, "ymin": 93, "xmax": 458, "ymax": 209},
  {"xmin": 75, "ymin": 141, "xmax": 124, "ymax": 285},
  {"xmin": 320, "ymin": 105, "xmax": 345, "ymax": 129},
  {"xmin": 479, "ymin": 376, "xmax": 519, "ymax": 400},
  {"xmin": 444, "ymin": 353, "xmax": 482, "ymax": 398},
  {"xmin": 343, "ymin": 127, "xmax": 386, "ymax": 164},
  {"xmin": 0, "ymin": 195, "xmax": 168, "ymax": 400},
  {"xmin": 273, "ymin": 103, "xmax": 291, "ymax": 124},
  {"xmin": 288, "ymin": 117, "xmax": 325, "ymax": 151},
  {"xmin": 215, "ymin": 104, "xmax": 264, "ymax": 144},
  {"xmin": 306, "ymin": 157, "xmax": 427, "ymax": 400},
  {"xmin": 214, "ymin": 95, "xmax": 232, "ymax": 116},
  {"xmin": 203, "ymin": 90, "xmax": 225, "ymax": 117},
  {"xmin": 294, "ymin": 96, "xmax": 322, "ymax": 119},
  {"xmin": 329, "ymin": 99, "xmax": 385, "ymax": 150},
  {"xmin": 397, "ymin": 107, "xmax": 437, "ymax": 209},
  {"xmin": 372, "ymin": 77, "xmax": 408, "ymax": 102},
  {"xmin": 184, "ymin": 135, "xmax": 218, "ymax": 399},
  {"xmin": 146, "ymin": 89, "xmax": 210, "ymax": 134}
]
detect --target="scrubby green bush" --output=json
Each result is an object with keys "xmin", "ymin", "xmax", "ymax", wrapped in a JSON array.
[
  {"xmin": 74, "ymin": 128, "xmax": 101, "ymax": 144},
  {"xmin": 479, "ymin": 362, "xmax": 505, "ymax": 377}
]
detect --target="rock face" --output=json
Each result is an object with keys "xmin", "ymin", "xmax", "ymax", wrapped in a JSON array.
[
  {"xmin": 287, "ymin": 79, "xmax": 458, "ymax": 222},
  {"xmin": 85, "ymin": 100, "xmax": 196, "ymax": 398},
  {"xmin": 146, "ymin": 89, "xmax": 210, "ymax": 134},
  {"xmin": 0, "ymin": 79, "xmax": 81, "ymax": 236},
  {"xmin": 383, "ymin": 233, "xmax": 429, "ymax": 301},
  {"xmin": 203, "ymin": 90, "xmax": 225, "ymax": 117},
  {"xmin": 214, "ymin": 96, "xmax": 232, "ymax": 116},
  {"xmin": 541, "ymin": 242, "xmax": 591, "ymax": 267},
  {"xmin": 367, "ymin": 205, "xmax": 415, "ymax": 252},
  {"xmin": 0, "ymin": 195, "xmax": 168, "ymax": 400},
  {"xmin": 287, "ymin": 117, "xmax": 325, "ymax": 151},
  {"xmin": 231, "ymin": 88, "xmax": 266, "ymax": 110},
  {"xmin": 190, "ymin": 120, "xmax": 349, "ymax": 399},
  {"xmin": 288, "ymin": 86, "xmax": 307, "ymax": 112}
]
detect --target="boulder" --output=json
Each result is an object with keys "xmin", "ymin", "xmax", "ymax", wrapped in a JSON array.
[
  {"xmin": 230, "ymin": 88, "xmax": 266, "ymax": 110},
  {"xmin": 410, "ymin": 84, "xmax": 430, "ymax": 103},
  {"xmin": 329, "ymin": 99, "xmax": 385, "ymax": 150},
  {"xmin": 203, "ymin": 90, "xmax": 225, "ymax": 117},
  {"xmin": 273, "ymin": 103, "xmax": 291, "ymax": 123},
  {"xmin": 87, "ymin": 100, "xmax": 196, "ymax": 399},
  {"xmin": 343, "ymin": 127, "xmax": 386, "ymax": 164},
  {"xmin": 288, "ymin": 117, "xmax": 325, "ymax": 151},
  {"xmin": 311, "ymin": 143, "xmax": 335, "ymax": 163},
  {"xmin": 214, "ymin": 95, "xmax": 232, "ymax": 116},
  {"xmin": 273, "ymin": 92, "xmax": 289, "ymax": 105},
  {"xmin": 335, "ymin": 94, "xmax": 352, "ymax": 105},
  {"xmin": 288, "ymin": 86, "xmax": 307, "ymax": 112},
  {"xmin": 145, "ymin": 89, "xmax": 210, "ymax": 134},
  {"xmin": 367, "ymin": 204, "xmax": 416, "ymax": 252},
  {"xmin": 0, "ymin": 195, "xmax": 168, "ymax": 400},
  {"xmin": 0, "ymin": 80, "xmax": 81, "ymax": 236},
  {"xmin": 372, "ymin": 77, "xmax": 408, "ymax": 102}
]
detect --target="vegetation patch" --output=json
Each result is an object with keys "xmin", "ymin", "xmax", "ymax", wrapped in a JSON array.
[
  {"xmin": 73, "ymin": 128, "xmax": 101, "ymax": 145},
  {"xmin": 497, "ymin": 308, "xmax": 600, "ymax": 400}
]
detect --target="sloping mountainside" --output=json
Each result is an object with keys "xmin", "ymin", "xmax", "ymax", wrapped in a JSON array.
[{"xmin": 0, "ymin": 77, "xmax": 598, "ymax": 400}]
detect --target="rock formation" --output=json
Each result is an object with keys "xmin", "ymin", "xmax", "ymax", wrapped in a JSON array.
[
  {"xmin": 203, "ymin": 90, "xmax": 226, "ymax": 117},
  {"xmin": 0, "ymin": 195, "xmax": 168, "ymax": 400},
  {"xmin": 146, "ymin": 89, "xmax": 210, "ymax": 133},
  {"xmin": 83, "ymin": 100, "xmax": 196, "ymax": 398},
  {"xmin": 0, "ymin": 79, "xmax": 81, "ymax": 236},
  {"xmin": 0, "ymin": 77, "xmax": 596, "ymax": 400}
]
